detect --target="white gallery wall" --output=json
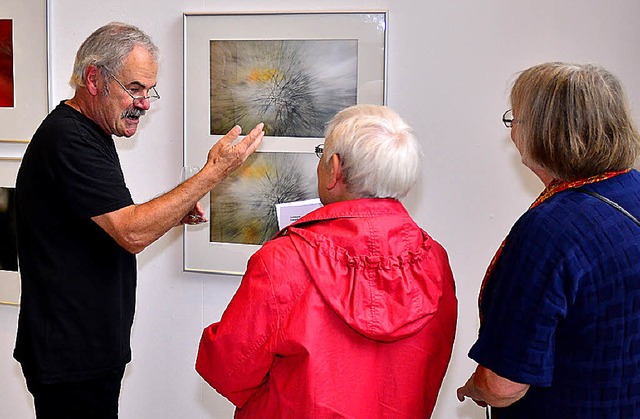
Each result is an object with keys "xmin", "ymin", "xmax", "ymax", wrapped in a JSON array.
[{"xmin": 2, "ymin": 0, "xmax": 640, "ymax": 418}]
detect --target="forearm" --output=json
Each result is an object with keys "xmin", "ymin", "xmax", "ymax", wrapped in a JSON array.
[
  {"xmin": 92, "ymin": 164, "xmax": 227, "ymax": 253},
  {"xmin": 92, "ymin": 123, "xmax": 264, "ymax": 254}
]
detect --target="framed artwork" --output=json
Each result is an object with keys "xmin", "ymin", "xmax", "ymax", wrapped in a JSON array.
[
  {"xmin": 0, "ymin": 160, "xmax": 20, "ymax": 306},
  {"xmin": 0, "ymin": 19, "xmax": 14, "ymax": 108},
  {"xmin": 183, "ymin": 11, "xmax": 387, "ymax": 275},
  {"xmin": 0, "ymin": 0, "xmax": 49, "ymax": 161},
  {"xmin": 0, "ymin": 0, "xmax": 47, "ymax": 305}
]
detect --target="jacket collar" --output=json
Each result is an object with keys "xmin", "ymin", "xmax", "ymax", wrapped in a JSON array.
[{"xmin": 275, "ymin": 198, "xmax": 406, "ymax": 238}]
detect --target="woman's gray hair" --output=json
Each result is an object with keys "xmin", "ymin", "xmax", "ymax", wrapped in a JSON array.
[
  {"xmin": 322, "ymin": 104, "xmax": 422, "ymax": 199},
  {"xmin": 511, "ymin": 62, "xmax": 640, "ymax": 180},
  {"xmin": 69, "ymin": 22, "xmax": 159, "ymax": 89}
]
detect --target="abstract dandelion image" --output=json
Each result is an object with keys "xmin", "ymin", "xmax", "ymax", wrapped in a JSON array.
[
  {"xmin": 210, "ymin": 152, "xmax": 318, "ymax": 245},
  {"xmin": 210, "ymin": 39, "xmax": 358, "ymax": 137}
]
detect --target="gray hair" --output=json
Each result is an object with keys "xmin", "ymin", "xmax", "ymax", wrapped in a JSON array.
[
  {"xmin": 69, "ymin": 22, "xmax": 159, "ymax": 89},
  {"xmin": 511, "ymin": 62, "xmax": 640, "ymax": 180},
  {"xmin": 323, "ymin": 104, "xmax": 422, "ymax": 199}
]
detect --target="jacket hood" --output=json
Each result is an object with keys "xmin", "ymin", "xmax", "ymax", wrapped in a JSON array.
[{"xmin": 286, "ymin": 221, "xmax": 445, "ymax": 343}]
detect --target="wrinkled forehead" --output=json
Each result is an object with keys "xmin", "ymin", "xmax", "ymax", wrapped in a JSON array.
[{"xmin": 117, "ymin": 45, "xmax": 158, "ymax": 85}]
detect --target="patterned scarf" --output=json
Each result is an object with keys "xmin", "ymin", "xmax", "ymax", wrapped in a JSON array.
[{"xmin": 478, "ymin": 168, "xmax": 631, "ymax": 321}]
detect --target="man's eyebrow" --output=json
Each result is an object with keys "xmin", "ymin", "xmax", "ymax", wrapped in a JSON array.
[{"xmin": 127, "ymin": 80, "xmax": 157, "ymax": 89}]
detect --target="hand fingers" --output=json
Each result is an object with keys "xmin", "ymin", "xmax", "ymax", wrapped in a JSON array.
[
  {"xmin": 214, "ymin": 123, "xmax": 264, "ymax": 154},
  {"xmin": 249, "ymin": 122, "xmax": 265, "ymax": 137},
  {"xmin": 206, "ymin": 122, "xmax": 265, "ymax": 173},
  {"xmin": 194, "ymin": 201, "xmax": 205, "ymax": 216},
  {"xmin": 180, "ymin": 203, "xmax": 207, "ymax": 225},
  {"xmin": 216, "ymin": 125, "xmax": 242, "ymax": 147},
  {"xmin": 238, "ymin": 122, "xmax": 265, "ymax": 156},
  {"xmin": 185, "ymin": 213, "xmax": 207, "ymax": 225}
]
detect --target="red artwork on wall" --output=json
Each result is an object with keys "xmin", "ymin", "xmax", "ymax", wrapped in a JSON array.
[{"xmin": 0, "ymin": 19, "xmax": 14, "ymax": 108}]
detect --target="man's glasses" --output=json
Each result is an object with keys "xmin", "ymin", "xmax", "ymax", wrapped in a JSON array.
[
  {"xmin": 502, "ymin": 109, "xmax": 514, "ymax": 128},
  {"xmin": 108, "ymin": 72, "xmax": 160, "ymax": 105},
  {"xmin": 315, "ymin": 144, "xmax": 324, "ymax": 159}
]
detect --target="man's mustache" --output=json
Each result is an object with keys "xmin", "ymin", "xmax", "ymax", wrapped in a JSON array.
[{"xmin": 122, "ymin": 108, "xmax": 146, "ymax": 119}]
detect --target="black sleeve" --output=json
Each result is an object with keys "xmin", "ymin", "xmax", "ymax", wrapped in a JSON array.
[{"xmin": 50, "ymin": 117, "xmax": 134, "ymax": 219}]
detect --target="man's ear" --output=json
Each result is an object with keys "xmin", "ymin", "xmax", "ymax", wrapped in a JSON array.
[
  {"xmin": 85, "ymin": 65, "xmax": 101, "ymax": 96},
  {"xmin": 326, "ymin": 153, "xmax": 343, "ymax": 190}
]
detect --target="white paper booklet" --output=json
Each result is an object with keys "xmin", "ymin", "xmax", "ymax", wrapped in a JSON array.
[{"xmin": 275, "ymin": 198, "xmax": 322, "ymax": 229}]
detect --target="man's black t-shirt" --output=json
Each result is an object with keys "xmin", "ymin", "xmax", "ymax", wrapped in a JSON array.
[{"xmin": 14, "ymin": 101, "xmax": 136, "ymax": 384}]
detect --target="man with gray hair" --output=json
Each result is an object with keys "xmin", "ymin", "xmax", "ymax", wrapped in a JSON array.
[
  {"xmin": 196, "ymin": 104, "xmax": 458, "ymax": 418},
  {"xmin": 13, "ymin": 22, "xmax": 263, "ymax": 418}
]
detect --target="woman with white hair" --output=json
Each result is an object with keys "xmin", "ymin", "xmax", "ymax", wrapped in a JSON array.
[{"xmin": 197, "ymin": 104, "xmax": 458, "ymax": 418}]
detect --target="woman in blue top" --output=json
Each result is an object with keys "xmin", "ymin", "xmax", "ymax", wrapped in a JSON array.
[{"xmin": 457, "ymin": 62, "xmax": 640, "ymax": 418}]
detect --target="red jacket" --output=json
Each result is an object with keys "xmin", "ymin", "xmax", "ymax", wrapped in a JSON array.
[{"xmin": 196, "ymin": 198, "xmax": 457, "ymax": 418}]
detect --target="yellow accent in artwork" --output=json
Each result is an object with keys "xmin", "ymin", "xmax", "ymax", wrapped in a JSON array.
[{"xmin": 247, "ymin": 68, "xmax": 281, "ymax": 83}]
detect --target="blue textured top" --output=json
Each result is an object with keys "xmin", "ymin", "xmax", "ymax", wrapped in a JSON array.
[{"xmin": 469, "ymin": 170, "xmax": 640, "ymax": 418}]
